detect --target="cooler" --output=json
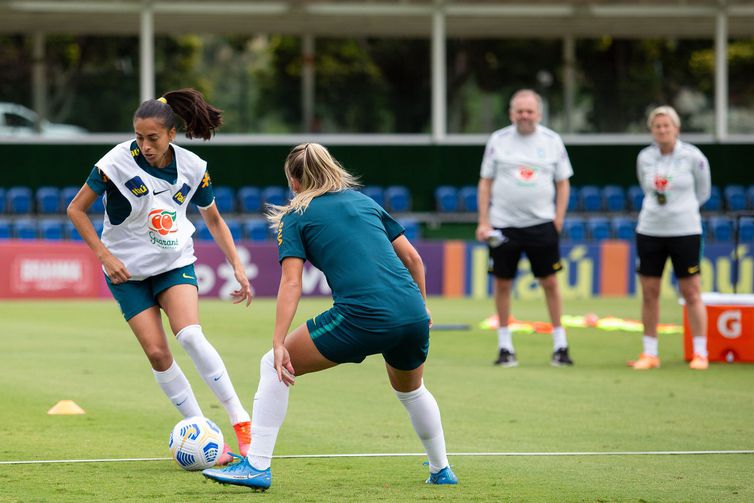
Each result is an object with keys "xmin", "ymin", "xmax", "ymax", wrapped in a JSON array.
[{"xmin": 683, "ymin": 293, "xmax": 754, "ymax": 363}]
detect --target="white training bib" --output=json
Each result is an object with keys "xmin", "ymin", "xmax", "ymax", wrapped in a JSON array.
[{"xmin": 96, "ymin": 140, "xmax": 207, "ymax": 280}]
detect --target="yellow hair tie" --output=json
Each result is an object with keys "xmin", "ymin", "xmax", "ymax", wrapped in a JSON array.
[{"xmin": 157, "ymin": 97, "xmax": 167, "ymax": 104}]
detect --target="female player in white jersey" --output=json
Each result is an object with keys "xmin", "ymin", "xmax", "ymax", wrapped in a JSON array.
[
  {"xmin": 67, "ymin": 88, "xmax": 252, "ymax": 463},
  {"xmin": 630, "ymin": 105, "xmax": 711, "ymax": 370}
]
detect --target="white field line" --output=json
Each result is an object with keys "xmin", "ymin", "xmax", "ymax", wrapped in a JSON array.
[{"xmin": 1, "ymin": 450, "xmax": 753, "ymax": 465}]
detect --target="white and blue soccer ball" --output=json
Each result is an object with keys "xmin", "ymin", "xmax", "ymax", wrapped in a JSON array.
[{"xmin": 168, "ymin": 416, "xmax": 224, "ymax": 471}]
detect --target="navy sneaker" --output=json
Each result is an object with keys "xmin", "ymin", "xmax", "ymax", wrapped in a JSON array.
[
  {"xmin": 426, "ymin": 466, "xmax": 458, "ymax": 485},
  {"xmin": 551, "ymin": 347, "xmax": 574, "ymax": 367},
  {"xmin": 202, "ymin": 454, "xmax": 271, "ymax": 491},
  {"xmin": 494, "ymin": 348, "xmax": 518, "ymax": 367}
]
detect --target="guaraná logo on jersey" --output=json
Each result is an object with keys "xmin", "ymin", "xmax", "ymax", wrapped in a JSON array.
[
  {"xmin": 516, "ymin": 165, "xmax": 537, "ymax": 184},
  {"xmin": 125, "ymin": 176, "xmax": 149, "ymax": 197},
  {"xmin": 173, "ymin": 183, "xmax": 191, "ymax": 205},
  {"xmin": 147, "ymin": 209, "xmax": 179, "ymax": 249}
]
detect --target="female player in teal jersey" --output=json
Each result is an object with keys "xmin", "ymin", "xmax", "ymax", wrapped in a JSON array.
[
  {"xmin": 67, "ymin": 89, "xmax": 252, "ymax": 464},
  {"xmin": 202, "ymin": 143, "xmax": 457, "ymax": 490}
]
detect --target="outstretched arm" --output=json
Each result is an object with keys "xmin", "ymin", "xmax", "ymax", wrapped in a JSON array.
[{"xmin": 200, "ymin": 203, "xmax": 252, "ymax": 306}]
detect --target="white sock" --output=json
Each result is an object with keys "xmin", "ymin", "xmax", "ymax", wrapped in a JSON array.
[
  {"xmin": 497, "ymin": 326, "xmax": 514, "ymax": 351},
  {"xmin": 642, "ymin": 335, "xmax": 659, "ymax": 357},
  {"xmin": 153, "ymin": 360, "xmax": 203, "ymax": 418},
  {"xmin": 395, "ymin": 382, "xmax": 449, "ymax": 474},
  {"xmin": 248, "ymin": 350, "xmax": 289, "ymax": 470},
  {"xmin": 552, "ymin": 326, "xmax": 568, "ymax": 351},
  {"xmin": 176, "ymin": 325, "xmax": 250, "ymax": 425},
  {"xmin": 692, "ymin": 336, "xmax": 708, "ymax": 358}
]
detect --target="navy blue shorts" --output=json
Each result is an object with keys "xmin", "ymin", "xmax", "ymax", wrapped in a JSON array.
[
  {"xmin": 106, "ymin": 264, "xmax": 198, "ymax": 320},
  {"xmin": 306, "ymin": 308, "xmax": 430, "ymax": 371}
]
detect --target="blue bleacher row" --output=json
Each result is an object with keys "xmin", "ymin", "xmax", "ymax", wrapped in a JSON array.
[
  {"xmin": 0, "ymin": 216, "xmax": 424, "ymax": 242},
  {"xmin": 0, "ymin": 214, "xmax": 750, "ymax": 243},
  {"xmin": 435, "ymin": 184, "xmax": 754, "ymax": 213},
  {"xmin": 4, "ymin": 183, "xmax": 753, "ymax": 216},
  {"xmin": 0, "ymin": 185, "xmax": 416, "ymax": 215}
]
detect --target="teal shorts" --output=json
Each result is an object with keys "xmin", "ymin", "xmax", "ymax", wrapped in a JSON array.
[
  {"xmin": 306, "ymin": 308, "xmax": 430, "ymax": 371},
  {"xmin": 106, "ymin": 264, "xmax": 198, "ymax": 321}
]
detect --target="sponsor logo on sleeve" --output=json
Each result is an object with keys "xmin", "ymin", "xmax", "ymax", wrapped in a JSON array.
[{"xmin": 125, "ymin": 176, "xmax": 149, "ymax": 197}]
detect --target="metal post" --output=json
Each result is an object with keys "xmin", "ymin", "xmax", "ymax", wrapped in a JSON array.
[
  {"xmin": 431, "ymin": 1, "xmax": 446, "ymax": 142},
  {"xmin": 140, "ymin": 1, "xmax": 155, "ymax": 102},
  {"xmin": 302, "ymin": 34, "xmax": 316, "ymax": 132},
  {"xmin": 714, "ymin": 2, "xmax": 728, "ymax": 141},
  {"xmin": 32, "ymin": 31, "xmax": 46, "ymax": 130},
  {"xmin": 563, "ymin": 34, "xmax": 576, "ymax": 134}
]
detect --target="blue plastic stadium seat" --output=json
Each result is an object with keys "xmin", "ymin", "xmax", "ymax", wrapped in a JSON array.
[
  {"xmin": 579, "ymin": 185, "xmax": 601, "ymax": 212},
  {"xmin": 709, "ymin": 216, "xmax": 734, "ymax": 241},
  {"xmin": 747, "ymin": 185, "xmax": 754, "ymax": 210},
  {"xmin": 0, "ymin": 188, "xmax": 6, "ymax": 214},
  {"xmin": 398, "ymin": 218, "xmax": 420, "ymax": 241},
  {"xmin": 213, "ymin": 186, "xmax": 235, "ymax": 213},
  {"xmin": 724, "ymin": 185, "xmax": 746, "ymax": 212},
  {"xmin": 567, "ymin": 186, "xmax": 579, "ymax": 212},
  {"xmin": 602, "ymin": 185, "xmax": 626, "ymax": 212},
  {"xmin": 193, "ymin": 220, "xmax": 213, "ymax": 241},
  {"xmin": 385, "ymin": 185, "xmax": 411, "ymax": 213},
  {"xmin": 0, "ymin": 219, "xmax": 10, "ymax": 239},
  {"xmin": 361, "ymin": 186, "xmax": 385, "ymax": 208},
  {"xmin": 261, "ymin": 186, "xmax": 288, "ymax": 208},
  {"xmin": 7, "ymin": 186, "xmax": 33, "ymax": 214},
  {"xmin": 13, "ymin": 218, "xmax": 37, "ymax": 239},
  {"xmin": 562, "ymin": 217, "xmax": 587, "ymax": 241},
  {"xmin": 701, "ymin": 218, "xmax": 709, "ymax": 238},
  {"xmin": 39, "ymin": 219, "xmax": 64, "ymax": 240},
  {"xmin": 60, "ymin": 186, "xmax": 79, "ymax": 212},
  {"xmin": 458, "ymin": 185, "xmax": 478, "ymax": 213},
  {"xmin": 612, "ymin": 217, "xmax": 636, "ymax": 241},
  {"xmin": 238, "ymin": 186, "xmax": 263, "ymax": 213},
  {"xmin": 225, "ymin": 218, "xmax": 242, "ymax": 241},
  {"xmin": 627, "ymin": 185, "xmax": 644, "ymax": 212},
  {"xmin": 434, "ymin": 185, "xmax": 459, "ymax": 213},
  {"xmin": 702, "ymin": 185, "xmax": 722, "ymax": 212},
  {"xmin": 36, "ymin": 186, "xmax": 61, "ymax": 214},
  {"xmin": 739, "ymin": 217, "xmax": 754, "ymax": 242},
  {"xmin": 64, "ymin": 221, "xmax": 81, "ymax": 241},
  {"xmin": 244, "ymin": 220, "xmax": 270, "ymax": 241},
  {"xmin": 587, "ymin": 217, "xmax": 612, "ymax": 241}
]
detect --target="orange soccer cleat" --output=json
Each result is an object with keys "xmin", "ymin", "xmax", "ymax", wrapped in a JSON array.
[
  {"xmin": 689, "ymin": 354, "xmax": 709, "ymax": 370},
  {"xmin": 629, "ymin": 353, "xmax": 661, "ymax": 370},
  {"xmin": 233, "ymin": 421, "xmax": 251, "ymax": 457}
]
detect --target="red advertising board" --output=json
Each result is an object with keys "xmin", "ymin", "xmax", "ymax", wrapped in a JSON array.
[{"xmin": 0, "ymin": 241, "xmax": 103, "ymax": 298}]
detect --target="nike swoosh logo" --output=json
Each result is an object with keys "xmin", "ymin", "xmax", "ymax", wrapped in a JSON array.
[
  {"xmin": 176, "ymin": 398, "xmax": 187, "ymax": 406},
  {"xmin": 213, "ymin": 373, "xmax": 224, "ymax": 381},
  {"xmin": 228, "ymin": 472, "xmax": 267, "ymax": 480},
  {"xmin": 182, "ymin": 273, "xmax": 195, "ymax": 279},
  {"xmin": 154, "ymin": 189, "xmax": 170, "ymax": 195}
]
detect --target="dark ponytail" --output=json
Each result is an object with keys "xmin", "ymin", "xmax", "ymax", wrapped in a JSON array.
[{"xmin": 132, "ymin": 88, "xmax": 223, "ymax": 140}]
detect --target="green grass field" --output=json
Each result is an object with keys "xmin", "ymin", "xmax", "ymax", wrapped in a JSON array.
[{"xmin": 1, "ymin": 296, "xmax": 753, "ymax": 502}]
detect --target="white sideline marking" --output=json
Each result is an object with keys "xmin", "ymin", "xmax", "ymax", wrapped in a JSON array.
[{"xmin": 1, "ymin": 450, "xmax": 753, "ymax": 465}]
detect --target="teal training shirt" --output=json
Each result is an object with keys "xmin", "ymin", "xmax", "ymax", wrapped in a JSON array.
[
  {"xmin": 277, "ymin": 190, "xmax": 428, "ymax": 329},
  {"xmin": 86, "ymin": 140, "xmax": 215, "ymax": 225}
]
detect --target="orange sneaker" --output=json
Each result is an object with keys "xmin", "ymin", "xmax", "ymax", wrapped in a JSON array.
[
  {"xmin": 215, "ymin": 443, "xmax": 233, "ymax": 466},
  {"xmin": 689, "ymin": 354, "xmax": 709, "ymax": 370},
  {"xmin": 233, "ymin": 421, "xmax": 251, "ymax": 457},
  {"xmin": 630, "ymin": 353, "xmax": 660, "ymax": 370}
]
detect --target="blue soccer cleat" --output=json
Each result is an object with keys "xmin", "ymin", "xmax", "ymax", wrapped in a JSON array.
[
  {"xmin": 426, "ymin": 465, "xmax": 458, "ymax": 485},
  {"xmin": 202, "ymin": 454, "xmax": 272, "ymax": 491}
]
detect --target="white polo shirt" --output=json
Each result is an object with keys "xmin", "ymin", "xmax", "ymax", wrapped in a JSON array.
[{"xmin": 480, "ymin": 124, "xmax": 573, "ymax": 228}]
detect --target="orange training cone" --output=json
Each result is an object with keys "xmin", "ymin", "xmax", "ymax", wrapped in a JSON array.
[{"xmin": 47, "ymin": 400, "xmax": 86, "ymax": 415}]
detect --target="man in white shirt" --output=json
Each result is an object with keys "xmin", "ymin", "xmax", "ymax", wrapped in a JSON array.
[{"xmin": 476, "ymin": 89, "xmax": 573, "ymax": 367}]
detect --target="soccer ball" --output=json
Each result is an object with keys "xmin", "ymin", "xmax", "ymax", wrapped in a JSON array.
[{"xmin": 168, "ymin": 416, "xmax": 224, "ymax": 471}]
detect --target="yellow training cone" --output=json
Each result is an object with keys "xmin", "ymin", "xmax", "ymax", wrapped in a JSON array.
[{"xmin": 48, "ymin": 400, "xmax": 86, "ymax": 415}]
